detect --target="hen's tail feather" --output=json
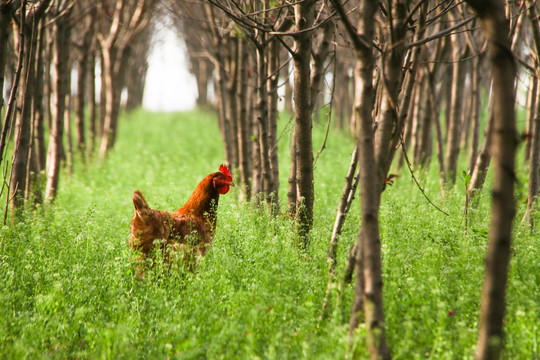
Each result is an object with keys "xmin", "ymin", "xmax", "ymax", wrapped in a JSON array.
[{"xmin": 133, "ymin": 190, "xmax": 150, "ymax": 223}]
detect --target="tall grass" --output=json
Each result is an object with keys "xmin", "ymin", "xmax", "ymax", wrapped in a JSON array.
[{"xmin": 0, "ymin": 109, "xmax": 538, "ymax": 359}]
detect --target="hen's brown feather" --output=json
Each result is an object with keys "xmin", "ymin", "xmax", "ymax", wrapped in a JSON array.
[{"xmin": 129, "ymin": 168, "xmax": 233, "ymax": 264}]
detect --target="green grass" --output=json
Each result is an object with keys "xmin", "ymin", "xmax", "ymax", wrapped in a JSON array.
[{"xmin": 0, "ymin": 109, "xmax": 538, "ymax": 359}]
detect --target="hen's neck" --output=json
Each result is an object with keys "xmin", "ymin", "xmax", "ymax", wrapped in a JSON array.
[{"xmin": 178, "ymin": 173, "xmax": 220, "ymax": 220}]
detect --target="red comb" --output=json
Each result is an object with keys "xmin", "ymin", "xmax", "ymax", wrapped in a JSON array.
[{"xmin": 219, "ymin": 164, "xmax": 230, "ymax": 177}]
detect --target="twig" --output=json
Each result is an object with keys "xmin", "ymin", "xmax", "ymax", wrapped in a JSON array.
[
  {"xmin": 0, "ymin": 1, "xmax": 26, "ymax": 172},
  {"xmin": 314, "ymin": 43, "xmax": 338, "ymax": 167},
  {"xmin": 407, "ymin": 15, "xmax": 476, "ymax": 49},
  {"xmin": 399, "ymin": 133, "xmax": 449, "ymax": 216},
  {"xmin": 319, "ymin": 144, "xmax": 360, "ymax": 322}
]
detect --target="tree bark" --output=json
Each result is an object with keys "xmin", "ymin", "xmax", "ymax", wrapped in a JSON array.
[
  {"xmin": 33, "ymin": 19, "xmax": 46, "ymax": 172},
  {"xmin": 237, "ymin": 37, "xmax": 251, "ymax": 201},
  {"xmin": 524, "ymin": 0, "xmax": 540, "ymax": 228},
  {"xmin": 268, "ymin": 38, "xmax": 280, "ymax": 209},
  {"xmin": 468, "ymin": 57, "xmax": 484, "ymax": 172},
  {"xmin": 87, "ymin": 36, "xmax": 97, "ymax": 159},
  {"xmin": 254, "ymin": 41, "xmax": 273, "ymax": 206},
  {"xmin": 97, "ymin": 0, "xmax": 155, "ymax": 158},
  {"xmin": 0, "ymin": 0, "xmax": 19, "ymax": 113},
  {"xmin": 310, "ymin": 15, "xmax": 333, "ymax": 116},
  {"xmin": 46, "ymin": 9, "xmax": 71, "ymax": 200},
  {"xmin": 287, "ymin": 129, "xmax": 297, "ymax": 216},
  {"xmin": 445, "ymin": 14, "xmax": 468, "ymax": 187},
  {"xmin": 463, "ymin": 1, "xmax": 517, "ymax": 359},
  {"xmin": 351, "ymin": 0, "xmax": 391, "ymax": 356},
  {"xmin": 467, "ymin": 109, "xmax": 493, "ymax": 202},
  {"xmin": 373, "ymin": 0, "xmax": 407, "ymax": 190},
  {"xmin": 525, "ymin": 78, "xmax": 540, "ymax": 229},
  {"xmin": 524, "ymin": 73, "xmax": 537, "ymax": 164},
  {"xmin": 0, "ymin": 0, "xmax": 20, "ymax": 170},
  {"xmin": 10, "ymin": 0, "xmax": 50, "ymax": 210},
  {"xmin": 292, "ymin": 0, "xmax": 316, "ymax": 240}
]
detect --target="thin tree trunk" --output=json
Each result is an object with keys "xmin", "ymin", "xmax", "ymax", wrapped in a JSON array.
[
  {"xmin": 87, "ymin": 39, "xmax": 97, "ymax": 159},
  {"xmin": 226, "ymin": 37, "xmax": 239, "ymax": 168},
  {"xmin": 468, "ymin": 58, "xmax": 484, "ymax": 171},
  {"xmin": 98, "ymin": 45, "xmax": 119, "ymax": 158},
  {"xmin": 351, "ymin": 0, "xmax": 391, "ymax": 356},
  {"xmin": 524, "ymin": 73, "xmax": 537, "ymax": 164},
  {"xmin": 64, "ymin": 94, "xmax": 73, "ymax": 176},
  {"xmin": 237, "ymin": 37, "xmax": 251, "ymax": 201},
  {"xmin": 34, "ymin": 19, "xmax": 46, "ymax": 172},
  {"xmin": 310, "ymin": 17, "xmax": 333, "ymax": 115},
  {"xmin": 467, "ymin": 108, "xmax": 493, "ymax": 202},
  {"xmin": 46, "ymin": 13, "xmax": 70, "ymax": 200},
  {"xmin": 464, "ymin": 1, "xmax": 517, "ymax": 359},
  {"xmin": 428, "ymin": 68, "xmax": 446, "ymax": 194},
  {"xmin": 287, "ymin": 129, "xmax": 297, "ymax": 215},
  {"xmin": 523, "ymin": 0, "xmax": 540, "ymax": 229},
  {"xmin": 75, "ymin": 21, "xmax": 93, "ymax": 158},
  {"xmin": 321, "ymin": 145, "xmax": 360, "ymax": 319},
  {"xmin": 0, "ymin": 1, "xmax": 19, "ymax": 113},
  {"xmin": 11, "ymin": 10, "xmax": 40, "ymax": 210},
  {"xmin": 445, "ymin": 19, "xmax": 468, "ymax": 187},
  {"xmin": 267, "ymin": 39, "xmax": 280, "ymax": 209},
  {"xmin": 0, "ymin": 2, "xmax": 24, "ymax": 174},
  {"xmin": 373, "ymin": 0, "xmax": 407, "ymax": 190},
  {"xmin": 292, "ymin": 0, "xmax": 316, "ymax": 240},
  {"xmin": 524, "ymin": 80, "xmax": 540, "ymax": 229},
  {"xmin": 254, "ymin": 41, "xmax": 274, "ymax": 209}
]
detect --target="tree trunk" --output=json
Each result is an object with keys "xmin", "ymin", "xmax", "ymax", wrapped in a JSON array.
[
  {"xmin": 350, "ymin": 0, "xmax": 391, "ymax": 357},
  {"xmin": 0, "ymin": 1, "xmax": 20, "ymax": 174},
  {"xmin": 10, "ymin": 11, "xmax": 41, "ymax": 210},
  {"xmin": 87, "ymin": 38, "xmax": 97, "ymax": 159},
  {"xmin": 125, "ymin": 30, "xmax": 151, "ymax": 112},
  {"xmin": 75, "ymin": 41, "xmax": 89, "ymax": 158},
  {"xmin": 525, "ymin": 79, "xmax": 540, "ymax": 229},
  {"xmin": 524, "ymin": 0, "xmax": 540, "ymax": 229},
  {"xmin": 0, "ymin": 1, "xmax": 18, "ymax": 113},
  {"xmin": 292, "ymin": 0, "xmax": 316, "ymax": 240},
  {"xmin": 373, "ymin": 0, "xmax": 407, "ymax": 190},
  {"xmin": 33, "ymin": 20, "xmax": 46, "ymax": 172},
  {"xmin": 46, "ymin": 13, "xmax": 70, "ymax": 200},
  {"xmin": 321, "ymin": 145, "xmax": 360, "ymax": 319},
  {"xmin": 464, "ymin": 1, "xmax": 517, "ymax": 359},
  {"xmin": 445, "ymin": 20, "xmax": 468, "ymax": 187},
  {"xmin": 225, "ymin": 37, "xmax": 239, "ymax": 168},
  {"xmin": 254, "ymin": 40, "xmax": 275, "ymax": 209},
  {"xmin": 237, "ymin": 37, "xmax": 251, "ymax": 201},
  {"xmin": 310, "ymin": 17, "xmax": 333, "ymax": 116},
  {"xmin": 468, "ymin": 58, "xmax": 484, "ymax": 172},
  {"xmin": 467, "ymin": 108, "xmax": 493, "ymax": 202},
  {"xmin": 98, "ymin": 45, "xmax": 120, "ymax": 158},
  {"xmin": 267, "ymin": 39, "xmax": 280, "ymax": 209},
  {"xmin": 195, "ymin": 58, "xmax": 211, "ymax": 107},
  {"xmin": 524, "ymin": 73, "xmax": 537, "ymax": 164},
  {"xmin": 287, "ymin": 129, "xmax": 297, "ymax": 216}
]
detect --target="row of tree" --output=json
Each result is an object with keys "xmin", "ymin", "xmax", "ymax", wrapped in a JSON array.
[
  {"xmin": 0, "ymin": 0, "xmax": 156, "ymax": 215},
  {"xmin": 171, "ymin": 1, "xmax": 532, "ymax": 359},
  {"xmin": 0, "ymin": 0, "xmax": 535, "ymax": 358}
]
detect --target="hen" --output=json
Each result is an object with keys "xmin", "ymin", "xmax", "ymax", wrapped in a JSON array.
[{"xmin": 129, "ymin": 164, "xmax": 234, "ymax": 263}]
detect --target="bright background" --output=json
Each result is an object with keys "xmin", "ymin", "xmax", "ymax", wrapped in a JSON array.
[{"xmin": 143, "ymin": 24, "xmax": 197, "ymax": 112}]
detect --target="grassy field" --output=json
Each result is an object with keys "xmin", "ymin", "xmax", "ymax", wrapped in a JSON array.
[{"xmin": 0, "ymin": 109, "xmax": 538, "ymax": 359}]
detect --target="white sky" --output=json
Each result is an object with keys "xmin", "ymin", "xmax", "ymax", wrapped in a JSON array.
[{"xmin": 143, "ymin": 25, "xmax": 197, "ymax": 112}]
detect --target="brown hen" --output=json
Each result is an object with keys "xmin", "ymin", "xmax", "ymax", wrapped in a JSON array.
[{"xmin": 129, "ymin": 164, "xmax": 234, "ymax": 263}]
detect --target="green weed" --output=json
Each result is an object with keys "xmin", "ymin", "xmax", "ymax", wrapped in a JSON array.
[{"xmin": 0, "ymin": 109, "xmax": 538, "ymax": 359}]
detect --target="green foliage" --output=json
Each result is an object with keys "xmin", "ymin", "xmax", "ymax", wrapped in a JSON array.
[{"xmin": 0, "ymin": 109, "xmax": 538, "ymax": 359}]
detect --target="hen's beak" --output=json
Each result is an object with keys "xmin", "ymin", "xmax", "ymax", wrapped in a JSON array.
[{"xmin": 227, "ymin": 180, "xmax": 235, "ymax": 187}]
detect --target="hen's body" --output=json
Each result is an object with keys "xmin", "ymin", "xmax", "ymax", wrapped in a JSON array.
[{"xmin": 129, "ymin": 166, "xmax": 233, "ymax": 260}]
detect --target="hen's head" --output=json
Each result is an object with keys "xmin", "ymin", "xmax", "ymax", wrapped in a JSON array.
[{"xmin": 213, "ymin": 164, "xmax": 234, "ymax": 194}]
